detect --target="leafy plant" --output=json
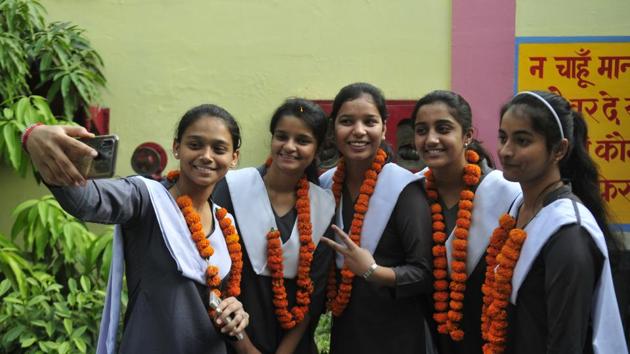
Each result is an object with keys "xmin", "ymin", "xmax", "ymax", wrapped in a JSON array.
[
  {"xmin": 0, "ymin": 198, "xmax": 116, "ymax": 353},
  {"xmin": 315, "ymin": 312, "xmax": 331, "ymax": 354},
  {"xmin": 0, "ymin": 271, "xmax": 106, "ymax": 353},
  {"xmin": 0, "ymin": 0, "xmax": 105, "ymax": 120},
  {"xmin": 0, "ymin": 95, "xmax": 61, "ymax": 177},
  {"xmin": 10, "ymin": 195, "xmax": 113, "ymax": 282},
  {"xmin": 0, "ymin": 1, "xmax": 114, "ymax": 352}
]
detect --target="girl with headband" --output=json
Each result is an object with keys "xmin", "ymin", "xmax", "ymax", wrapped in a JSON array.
[
  {"xmin": 319, "ymin": 82, "xmax": 433, "ymax": 354},
  {"xmin": 481, "ymin": 90, "xmax": 627, "ymax": 354},
  {"xmin": 412, "ymin": 90, "xmax": 520, "ymax": 354}
]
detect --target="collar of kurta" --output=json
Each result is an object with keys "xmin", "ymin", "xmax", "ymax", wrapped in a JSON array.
[
  {"xmin": 225, "ymin": 167, "xmax": 334, "ymax": 278},
  {"xmin": 416, "ymin": 169, "xmax": 521, "ymax": 275},
  {"xmin": 320, "ymin": 163, "xmax": 420, "ymax": 268},
  {"xmin": 508, "ymin": 195, "xmax": 627, "ymax": 353}
]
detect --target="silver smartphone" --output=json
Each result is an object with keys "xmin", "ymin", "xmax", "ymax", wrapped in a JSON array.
[
  {"xmin": 74, "ymin": 135, "xmax": 119, "ymax": 179},
  {"xmin": 209, "ymin": 292, "xmax": 244, "ymax": 341}
]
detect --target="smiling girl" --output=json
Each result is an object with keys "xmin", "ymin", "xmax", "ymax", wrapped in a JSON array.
[
  {"xmin": 320, "ymin": 82, "xmax": 433, "ymax": 354},
  {"xmin": 412, "ymin": 90, "xmax": 520, "ymax": 354},
  {"xmin": 25, "ymin": 104, "xmax": 249, "ymax": 354},
  {"xmin": 212, "ymin": 98, "xmax": 335, "ymax": 354}
]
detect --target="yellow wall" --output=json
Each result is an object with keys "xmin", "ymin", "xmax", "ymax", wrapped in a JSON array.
[
  {"xmin": 3, "ymin": 0, "xmax": 629, "ymax": 235},
  {"xmin": 516, "ymin": 0, "xmax": 630, "ymax": 36},
  {"xmin": 1, "ymin": 0, "xmax": 451, "ymax": 234},
  {"xmin": 40, "ymin": 0, "xmax": 451, "ymax": 171}
]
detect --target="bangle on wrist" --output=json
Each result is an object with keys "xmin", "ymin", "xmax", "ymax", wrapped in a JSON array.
[
  {"xmin": 21, "ymin": 123, "xmax": 44, "ymax": 153},
  {"xmin": 361, "ymin": 263, "xmax": 378, "ymax": 280}
]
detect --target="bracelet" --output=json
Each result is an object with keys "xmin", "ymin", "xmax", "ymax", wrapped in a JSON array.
[
  {"xmin": 21, "ymin": 123, "xmax": 44, "ymax": 152},
  {"xmin": 361, "ymin": 263, "xmax": 378, "ymax": 280}
]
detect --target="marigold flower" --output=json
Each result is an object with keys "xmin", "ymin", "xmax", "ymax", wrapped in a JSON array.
[
  {"xmin": 434, "ymin": 257, "xmax": 448, "ymax": 269},
  {"xmin": 433, "ymin": 312, "xmax": 448, "ymax": 323},
  {"xmin": 433, "ymin": 231, "xmax": 447, "ymax": 243},
  {"xmin": 432, "ymin": 213, "xmax": 445, "ymax": 222},
  {"xmin": 451, "ymin": 261, "xmax": 466, "ymax": 273},
  {"xmin": 453, "ymin": 239, "xmax": 468, "ymax": 251},
  {"xmin": 460, "ymin": 189, "xmax": 475, "ymax": 201}
]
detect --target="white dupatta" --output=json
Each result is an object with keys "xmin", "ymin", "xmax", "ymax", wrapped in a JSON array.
[
  {"xmin": 96, "ymin": 176, "xmax": 233, "ymax": 354},
  {"xmin": 508, "ymin": 195, "xmax": 627, "ymax": 354},
  {"xmin": 225, "ymin": 168, "xmax": 334, "ymax": 278},
  {"xmin": 320, "ymin": 163, "xmax": 420, "ymax": 268}
]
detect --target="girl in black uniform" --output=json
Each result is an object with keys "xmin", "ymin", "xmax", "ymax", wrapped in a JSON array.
[
  {"xmin": 320, "ymin": 82, "xmax": 433, "ymax": 354},
  {"xmin": 412, "ymin": 90, "xmax": 520, "ymax": 354},
  {"xmin": 481, "ymin": 91, "xmax": 626, "ymax": 354},
  {"xmin": 25, "ymin": 104, "xmax": 249, "ymax": 354},
  {"xmin": 212, "ymin": 98, "xmax": 335, "ymax": 354}
]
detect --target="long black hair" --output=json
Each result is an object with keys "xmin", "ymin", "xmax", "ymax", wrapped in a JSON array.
[
  {"xmin": 269, "ymin": 98, "xmax": 327, "ymax": 184},
  {"xmin": 411, "ymin": 90, "xmax": 494, "ymax": 168},
  {"xmin": 500, "ymin": 91, "xmax": 619, "ymax": 250}
]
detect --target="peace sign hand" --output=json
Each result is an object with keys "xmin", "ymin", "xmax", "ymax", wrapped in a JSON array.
[{"xmin": 321, "ymin": 225, "xmax": 376, "ymax": 278}]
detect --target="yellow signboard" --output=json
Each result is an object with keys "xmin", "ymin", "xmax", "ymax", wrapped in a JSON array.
[{"xmin": 516, "ymin": 37, "xmax": 630, "ymax": 229}]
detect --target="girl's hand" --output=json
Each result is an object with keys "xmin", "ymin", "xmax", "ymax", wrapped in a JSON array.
[
  {"xmin": 26, "ymin": 125, "xmax": 97, "ymax": 186},
  {"xmin": 214, "ymin": 296, "xmax": 249, "ymax": 338},
  {"xmin": 321, "ymin": 224, "xmax": 376, "ymax": 277}
]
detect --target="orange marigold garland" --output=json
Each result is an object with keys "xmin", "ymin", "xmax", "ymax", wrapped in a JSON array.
[
  {"xmin": 480, "ymin": 214, "xmax": 526, "ymax": 354},
  {"xmin": 326, "ymin": 148, "xmax": 387, "ymax": 317},
  {"xmin": 265, "ymin": 175, "xmax": 316, "ymax": 330},
  {"xmin": 424, "ymin": 149, "xmax": 481, "ymax": 341},
  {"xmin": 167, "ymin": 171, "xmax": 243, "ymax": 317}
]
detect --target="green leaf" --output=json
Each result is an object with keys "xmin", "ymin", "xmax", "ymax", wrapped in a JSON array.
[
  {"xmin": 59, "ymin": 341, "xmax": 71, "ymax": 354},
  {"xmin": 61, "ymin": 75, "xmax": 70, "ymax": 99},
  {"xmin": 63, "ymin": 318, "xmax": 73, "ymax": 335},
  {"xmin": 33, "ymin": 222, "xmax": 48, "ymax": 260},
  {"xmin": 71, "ymin": 325, "xmax": 87, "ymax": 339},
  {"xmin": 19, "ymin": 334, "xmax": 37, "ymax": 348},
  {"xmin": 11, "ymin": 199, "xmax": 39, "ymax": 219},
  {"xmin": 53, "ymin": 302, "xmax": 71, "ymax": 318},
  {"xmin": 3, "ymin": 324, "xmax": 25, "ymax": 343},
  {"xmin": 79, "ymin": 275, "xmax": 90, "ymax": 292},
  {"xmin": 27, "ymin": 294, "xmax": 48, "ymax": 307},
  {"xmin": 3, "ymin": 122, "xmax": 21, "ymax": 170},
  {"xmin": 17, "ymin": 148, "xmax": 28, "ymax": 177},
  {"xmin": 10, "ymin": 210, "xmax": 29, "ymax": 240},
  {"xmin": 37, "ymin": 200, "xmax": 49, "ymax": 227},
  {"xmin": 32, "ymin": 96, "xmax": 56, "ymax": 124},
  {"xmin": 3, "ymin": 107, "xmax": 14, "ymax": 119},
  {"xmin": 30, "ymin": 320, "xmax": 49, "ymax": 329},
  {"xmin": 0, "ymin": 279, "xmax": 11, "ymax": 296},
  {"xmin": 4, "ymin": 255, "xmax": 27, "ymax": 297},
  {"xmin": 67, "ymin": 278, "xmax": 77, "ymax": 293},
  {"xmin": 15, "ymin": 97, "xmax": 29, "ymax": 125},
  {"xmin": 38, "ymin": 341, "xmax": 52, "ymax": 352},
  {"xmin": 72, "ymin": 337, "xmax": 87, "ymax": 353}
]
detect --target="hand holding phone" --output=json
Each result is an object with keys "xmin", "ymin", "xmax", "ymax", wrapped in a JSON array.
[
  {"xmin": 74, "ymin": 135, "xmax": 119, "ymax": 179},
  {"xmin": 209, "ymin": 292, "xmax": 246, "ymax": 340}
]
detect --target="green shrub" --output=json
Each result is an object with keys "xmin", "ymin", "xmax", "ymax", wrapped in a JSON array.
[{"xmin": 315, "ymin": 312, "xmax": 331, "ymax": 354}]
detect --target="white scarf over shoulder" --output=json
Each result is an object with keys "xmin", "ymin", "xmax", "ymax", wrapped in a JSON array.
[
  {"xmin": 225, "ymin": 168, "xmax": 335, "ymax": 278},
  {"xmin": 508, "ymin": 195, "xmax": 627, "ymax": 354},
  {"xmin": 416, "ymin": 169, "xmax": 521, "ymax": 274},
  {"xmin": 320, "ymin": 163, "xmax": 420, "ymax": 268}
]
